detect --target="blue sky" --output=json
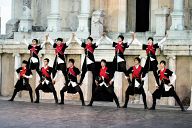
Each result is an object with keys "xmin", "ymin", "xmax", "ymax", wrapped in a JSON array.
[{"xmin": 0, "ymin": 0, "xmax": 12, "ymax": 34}]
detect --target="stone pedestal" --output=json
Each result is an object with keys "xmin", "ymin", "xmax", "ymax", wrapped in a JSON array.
[
  {"xmin": 18, "ymin": 0, "xmax": 33, "ymax": 32},
  {"xmin": 47, "ymin": 0, "xmax": 61, "ymax": 32},
  {"xmin": 170, "ymin": 0, "xmax": 184, "ymax": 30},
  {"xmin": 81, "ymin": 71, "xmax": 93, "ymax": 101},
  {"xmin": 154, "ymin": 7, "xmax": 169, "ymax": 37},
  {"xmin": 167, "ymin": 55, "xmax": 176, "ymax": 106},
  {"xmin": 114, "ymin": 72, "xmax": 123, "ymax": 103}
]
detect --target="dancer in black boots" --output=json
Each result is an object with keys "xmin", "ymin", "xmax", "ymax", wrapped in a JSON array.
[
  {"xmin": 122, "ymin": 57, "xmax": 147, "ymax": 109},
  {"xmin": 48, "ymin": 34, "xmax": 73, "ymax": 85},
  {"xmin": 134, "ymin": 34, "xmax": 167, "ymax": 86},
  {"xmin": 74, "ymin": 33, "xmax": 104, "ymax": 85},
  {"xmin": 34, "ymin": 58, "xmax": 58, "ymax": 104},
  {"xmin": 59, "ymin": 59, "xmax": 85, "ymax": 106},
  {"xmin": 8, "ymin": 60, "xmax": 33, "ymax": 102},
  {"xmin": 23, "ymin": 36, "xmax": 47, "ymax": 77},
  {"xmin": 104, "ymin": 32, "xmax": 134, "ymax": 77},
  {"xmin": 87, "ymin": 59, "xmax": 120, "ymax": 108},
  {"xmin": 149, "ymin": 60, "xmax": 185, "ymax": 111}
]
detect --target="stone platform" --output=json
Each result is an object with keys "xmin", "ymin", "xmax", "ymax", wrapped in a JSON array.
[{"xmin": 0, "ymin": 97, "xmax": 191, "ymax": 128}]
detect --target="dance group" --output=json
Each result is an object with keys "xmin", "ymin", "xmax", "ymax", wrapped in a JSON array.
[{"xmin": 8, "ymin": 32, "xmax": 185, "ymax": 111}]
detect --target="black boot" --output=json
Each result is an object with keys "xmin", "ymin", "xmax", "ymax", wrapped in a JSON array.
[
  {"xmin": 174, "ymin": 93, "xmax": 186, "ymax": 112},
  {"xmin": 122, "ymin": 98, "xmax": 128, "ymax": 108},
  {"xmin": 29, "ymin": 90, "xmax": 33, "ymax": 103},
  {"xmin": 8, "ymin": 90, "xmax": 18, "ymax": 101},
  {"xmin": 114, "ymin": 98, "xmax": 120, "ymax": 108},
  {"xmin": 53, "ymin": 91, "xmax": 58, "ymax": 104},
  {"xmin": 59, "ymin": 91, "xmax": 64, "ymax": 105},
  {"xmin": 149, "ymin": 97, "xmax": 156, "ymax": 110},
  {"xmin": 34, "ymin": 89, "xmax": 39, "ymax": 103}
]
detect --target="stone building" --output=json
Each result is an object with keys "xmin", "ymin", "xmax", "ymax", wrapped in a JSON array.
[{"xmin": 0, "ymin": 0, "xmax": 192, "ymax": 107}]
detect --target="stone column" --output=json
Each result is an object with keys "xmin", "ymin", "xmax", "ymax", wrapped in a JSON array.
[
  {"xmin": 18, "ymin": 0, "xmax": 33, "ymax": 32},
  {"xmin": 170, "ymin": 0, "xmax": 184, "ymax": 30},
  {"xmin": 188, "ymin": 87, "xmax": 192, "ymax": 110},
  {"xmin": 77, "ymin": 0, "xmax": 91, "ymax": 35},
  {"xmin": 14, "ymin": 53, "xmax": 21, "ymax": 84},
  {"xmin": 154, "ymin": 7, "xmax": 169, "ymax": 37},
  {"xmin": 118, "ymin": 0, "xmax": 127, "ymax": 33},
  {"xmin": 167, "ymin": 55, "xmax": 176, "ymax": 106},
  {"xmin": 47, "ymin": 0, "xmax": 61, "ymax": 32},
  {"xmin": 114, "ymin": 72, "xmax": 123, "ymax": 103}
]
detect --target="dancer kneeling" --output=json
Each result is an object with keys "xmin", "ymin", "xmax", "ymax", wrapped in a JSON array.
[
  {"xmin": 87, "ymin": 59, "xmax": 120, "ymax": 108},
  {"xmin": 34, "ymin": 58, "xmax": 58, "ymax": 104},
  {"xmin": 122, "ymin": 57, "xmax": 147, "ymax": 109},
  {"xmin": 59, "ymin": 59, "xmax": 85, "ymax": 106}
]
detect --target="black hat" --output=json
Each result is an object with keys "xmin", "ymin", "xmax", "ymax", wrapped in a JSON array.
[
  {"xmin": 87, "ymin": 37, "xmax": 93, "ymax": 42},
  {"xmin": 148, "ymin": 37, "xmax": 154, "ymax": 41},
  {"xmin": 56, "ymin": 38, "xmax": 63, "ymax": 42},
  {"xmin": 22, "ymin": 60, "xmax": 28, "ymax": 64}
]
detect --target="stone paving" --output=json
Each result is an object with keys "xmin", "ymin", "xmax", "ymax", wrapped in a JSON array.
[{"xmin": 0, "ymin": 97, "xmax": 191, "ymax": 128}]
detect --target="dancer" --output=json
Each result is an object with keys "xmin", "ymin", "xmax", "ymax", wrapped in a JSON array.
[
  {"xmin": 87, "ymin": 59, "xmax": 120, "ymax": 108},
  {"xmin": 8, "ymin": 60, "xmax": 33, "ymax": 102},
  {"xmin": 34, "ymin": 58, "xmax": 58, "ymax": 104},
  {"xmin": 149, "ymin": 60, "xmax": 185, "ymax": 111},
  {"xmin": 122, "ymin": 57, "xmax": 147, "ymax": 109},
  {"xmin": 59, "ymin": 59, "xmax": 85, "ymax": 106}
]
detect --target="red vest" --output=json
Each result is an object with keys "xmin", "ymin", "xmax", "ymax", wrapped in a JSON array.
[
  {"xmin": 146, "ymin": 44, "xmax": 155, "ymax": 55},
  {"xmin": 132, "ymin": 65, "xmax": 142, "ymax": 79},
  {"xmin": 159, "ymin": 68, "xmax": 169, "ymax": 81},
  {"xmin": 69, "ymin": 66, "xmax": 77, "ymax": 77},
  {"xmin": 55, "ymin": 43, "xmax": 64, "ymax": 55},
  {"xmin": 85, "ymin": 43, "xmax": 94, "ymax": 53},
  {"xmin": 41, "ymin": 66, "xmax": 50, "ymax": 78},
  {"xmin": 20, "ymin": 67, "xmax": 27, "ymax": 77},
  {"xmin": 30, "ymin": 46, "xmax": 38, "ymax": 56},
  {"xmin": 99, "ymin": 67, "xmax": 109, "ymax": 80},
  {"xmin": 115, "ymin": 41, "xmax": 124, "ymax": 53}
]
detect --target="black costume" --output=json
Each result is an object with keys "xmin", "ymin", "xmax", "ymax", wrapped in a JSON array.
[
  {"xmin": 88, "ymin": 66, "xmax": 120, "ymax": 107},
  {"xmin": 27, "ymin": 44, "xmax": 42, "ymax": 76},
  {"xmin": 151, "ymin": 68, "xmax": 185, "ymax": 111},
  {"xmin": 123, "ymin": 65, "xmax": 147, "ymax": 109},
  {"xmin": 52, "ymin": 43, "xmax": 69, "ymax": 84},
  {"xmin": 9, "ymin": 67, "xmax": 33, "ymax": 102},
  {"xmin": 35, "ymin": 66, "xmax": 58, "ymax": 103},
  {"xmin": 142, "ymin": 43, "xmax": 160, "ymax": 85},
  {"xmin": 79, "ymin": 42, "xmax": 98, "ymax": 85},
  {"xmin": 60, "ymin": 66, "xmax": 85, "ymax": 105},
  {"xmin": 111, "ymin": 41, "xmax": 130, "ymax": 77}
]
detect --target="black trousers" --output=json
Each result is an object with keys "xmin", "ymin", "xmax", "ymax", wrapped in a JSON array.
[
  {"xmin": 152, "ymin": 87, "xmax": 184, "ymax": 110},
  {"xmin": 111, "ymin": 58, "xmax": 127, "ymax": 77},
  {"xmin": 35, "ymin": 83, "xmax": 58, "ymax": 103},
  {"xmin": 27, "ymin": 58, "xmax": 41, "ymax": 77},
  {"xmin": 79, "ymin": 60, "xmax": 96, "ymax": 84},
  {"xmin": 52, "ymin": 63, "xmax": 69, "ymax": 84},
  {"xmin": 89, "ymin": 85, "xmax": 120, "ymax": 107},
  {"xmin": 142, "ymin": 59, "xmax": 159, "ymax": 86},
  {"xmin": 60, "ymin": 85, "xmax": 85, "ymax": 105},
  {"xmin": 123, "ymin": 86, "xmax": 147, "ymax": 108},
  {"xmin": 10, "ymin": 80, "xmax": 33, "ymax": 102}
]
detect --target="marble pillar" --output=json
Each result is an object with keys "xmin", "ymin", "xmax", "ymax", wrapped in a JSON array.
[
  {"xmin": 18, "ymin": 0, "xmax": 33, "ymax": 32},
  {"xmin": 47, "ymin": 0, "xmax": 61, "ymax": 32},
  {"xmin": 170, "ymin": 0, "xmax": 184, "ymax": 30},
  {"xmin": 187, "ymin": 86, "xmax": 192, "ymax": 110},
  {"xmin": 77, "ymin": 0, "xmax": 91, "ymax": 35},
  {"xmin": 154, "ymin": 7, "xmax": 169, "ymax": 37},
  {"xmin": 167, "ymin": 55, "xmax": 176, "ymax": 106},
  {"xmin": 118, "ymin": 0, "xmax": 127, "ymax": 33},
  {"xmin": 114, "ymin": 72, "xmax": 123, "ymax": 103}
]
